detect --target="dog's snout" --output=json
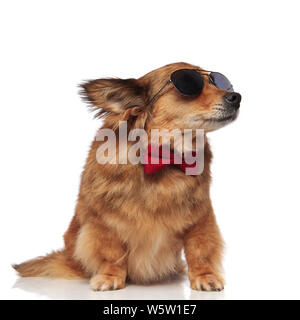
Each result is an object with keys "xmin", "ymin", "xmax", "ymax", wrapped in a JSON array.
[{"xmin": 223, "ymin": 92, "xmax": 241, "ymax": 110}]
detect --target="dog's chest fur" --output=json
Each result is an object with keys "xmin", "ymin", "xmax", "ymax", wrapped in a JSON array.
[{"xmin": 116, "ymin": 216, "xmax": 184, "ymax": 283}]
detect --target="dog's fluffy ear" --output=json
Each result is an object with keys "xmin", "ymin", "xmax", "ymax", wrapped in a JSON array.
[{"xmin": 80, "ymin": 78, "xmax": 147, "ymax": 118}]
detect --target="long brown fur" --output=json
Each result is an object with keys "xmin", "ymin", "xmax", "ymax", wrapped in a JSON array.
[{"xmin": 14, "ymin": 62, "xmax": 240, "ymax": 291}]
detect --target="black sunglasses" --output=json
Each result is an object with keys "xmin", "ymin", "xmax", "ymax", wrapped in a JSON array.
[{"xmin": 144, "ymin": 69, "xmax": 233, "ymax": 108}]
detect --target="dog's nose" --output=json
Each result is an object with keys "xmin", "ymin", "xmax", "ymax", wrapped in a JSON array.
[{"xmin": 224, "ymin": 92, "xmax": 241, "ymax": 109}]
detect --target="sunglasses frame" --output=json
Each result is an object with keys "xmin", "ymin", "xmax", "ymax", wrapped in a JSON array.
[{"xmin": 142, "ymin": 69, "xmax": 232, "ymax": 110}]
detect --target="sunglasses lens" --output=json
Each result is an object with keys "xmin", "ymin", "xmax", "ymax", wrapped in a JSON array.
[
  {"xmin": 210, "ymin": 72, "xmax": 233, "ymax": 91},
  {"xmin": 170, "ymin": 69, "xmax": 204, "ymax": 96}
]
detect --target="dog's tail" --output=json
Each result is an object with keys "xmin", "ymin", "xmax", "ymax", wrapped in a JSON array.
[{"xmin": 12, "ymin": 250, "xmax": 87, "ymax": 279}]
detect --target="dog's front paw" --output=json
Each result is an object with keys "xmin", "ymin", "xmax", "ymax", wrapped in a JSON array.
[
  {"xmin": 190, "ymin": 273, "xmax": 224, "ymax": 291},
  {"xmin": 90, "ymin": 274, "xmax": 125, "ymax": 291}
]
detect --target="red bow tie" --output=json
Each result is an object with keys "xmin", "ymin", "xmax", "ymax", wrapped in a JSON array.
[{"xmin": 144, "ymin": 145, "xmax": 199, "ymax": 176}]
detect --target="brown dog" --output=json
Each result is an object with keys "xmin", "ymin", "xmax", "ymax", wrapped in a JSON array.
[{"xmin": 13, "ymin": 62, "xmax": 241, "ymax": 291}]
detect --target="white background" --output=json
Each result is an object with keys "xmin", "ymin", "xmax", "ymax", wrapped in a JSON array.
[{"xmin": 1, "ymin": 0, "xmax": 300, "ymax": 300}]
